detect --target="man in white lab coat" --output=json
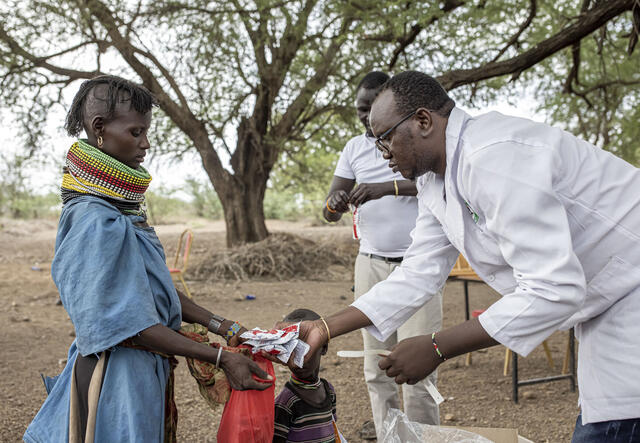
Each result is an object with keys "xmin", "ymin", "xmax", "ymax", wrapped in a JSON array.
[{"xmin": 295, "ymin": 70, "xmax": 640, "ymax": 442}]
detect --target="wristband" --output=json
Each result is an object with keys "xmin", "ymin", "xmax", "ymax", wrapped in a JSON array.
[
  {"xmin": 394, "ymin": 179, "xmax": 399, "ymax": 197},
  {"xmin": 326, "ymin": 199, "xmax": 337, "ymax": 214},
  {"xmin": 431, "ymin": 332, "xmax": 446, "ymax": 361},
  {"xmin": 208, "ymin": 315, "xmax": 224, "ymax": 334},
  {"xmin": 226, "ymin": 322, "xmax": 242, "ymax": 340}
]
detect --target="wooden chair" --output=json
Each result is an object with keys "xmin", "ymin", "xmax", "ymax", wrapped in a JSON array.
[{"xmin": 169, "ymin": 229, "xmax": 194, "ymax": 299}]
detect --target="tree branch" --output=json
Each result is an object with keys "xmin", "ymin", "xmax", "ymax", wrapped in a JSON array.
[
  {"xmin": 272, "ymin": 18, "xmax": 354, "ymax": 142},
  {"xmin": 0, "ymin": 24, "xmax": 102, "ymax": 80},
  {"xmin": 84, "ymin": 0, "xmax": 231, "ymax": 185},
  {"xmin": 437, "ymin": 0, "xmax": 635, "ymax": 91},
  {"xmin": 388, "ymin": 0, "xmax": 465, "ymax": 70},
  {"xmin": 489, "ymin": 0, "xmax": 537, "ymax": 63},
  {"xmin": 563, "ymin": 0, "xmax": 591, "ymax": 93}
]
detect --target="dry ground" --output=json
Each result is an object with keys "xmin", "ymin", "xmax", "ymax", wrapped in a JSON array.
[{"xmin": 0, "ymin": 218, "xmax": 579, "ymax": 442}]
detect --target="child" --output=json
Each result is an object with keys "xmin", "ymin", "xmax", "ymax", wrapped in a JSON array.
[
  {"xmin": 274, "ymin": 309, "xmax": 345, "ymax": 443},
  {"xmin": 23, "ymin": 75, "xmax": 271, "ymax": 443}
]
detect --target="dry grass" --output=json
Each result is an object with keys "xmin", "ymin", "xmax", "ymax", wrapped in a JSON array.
[{"xmin": 192, "ymin": 232, "xmax": 356, "ymax": 281}]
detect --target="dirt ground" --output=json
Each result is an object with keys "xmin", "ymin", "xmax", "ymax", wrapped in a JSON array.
[{"xmin": 0, "ymin": 218, "xmax": 579, "ymax": 442}]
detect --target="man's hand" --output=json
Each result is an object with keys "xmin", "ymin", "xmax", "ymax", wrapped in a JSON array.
[
  {"xmin": 297, "ymin": 320, "xmax": 329, "ymax": 367},
  {"xmin": 349, "ymin": 182, "xmax": 390, "ymax": 206},
  {"xmin": 378, "ymin": 335, "xmax": 441, "ymax": 385},
  {"xmin": 219, "ymin": 351, "xmax": 273, "ymax": 391},
  {"xmin": 267, "ymin": 319, "xmax": 329, "ymax": 370},
  {"xmin": 327, "ymin": 190, "xmax": 350, "ymax": 214}
]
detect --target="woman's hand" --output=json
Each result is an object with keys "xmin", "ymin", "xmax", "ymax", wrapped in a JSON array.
[
  {"xmin": 218, "ymin": 351, "xmax": 273, "ymax": 391},
  {"xmin": 226, "ymin": 324, "xmax": 248, "ymax": 347}
]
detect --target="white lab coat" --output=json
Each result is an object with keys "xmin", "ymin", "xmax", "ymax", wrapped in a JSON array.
[{"xmin": 352, "ymin": 107, "xmax": 640, "ymax": 425}]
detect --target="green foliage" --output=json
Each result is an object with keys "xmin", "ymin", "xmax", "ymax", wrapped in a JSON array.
[
  {"xmin": 0, "ymin": 149, "xmax": 60, "ymax": 219},
  {"xmin": 263, "ymin": 188, "xmax": 305, "ymax": 220},
  {"xmin": 1, "ymin": 0, "xmax": 638, "ymax": 229},
  {"xmin": 145, "ymin": 186, "xmax": 194, "ymax": 225},
  {"xmin": 0, "ymin": 190, "xmax": 60, "ymax": 219},
  {"xmin": 183, "ymin": 178, "xmax": 224, "ymax": 220}
]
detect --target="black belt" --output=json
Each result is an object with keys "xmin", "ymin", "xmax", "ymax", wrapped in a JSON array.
[{"xmin": 360, "ymin": 252, "xmax": 403, "ymax": 263}]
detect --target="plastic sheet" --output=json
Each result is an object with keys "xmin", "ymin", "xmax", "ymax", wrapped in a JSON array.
[{"xmin": 380, "ymin": 409, "xmax": 493, "ymax": 443}]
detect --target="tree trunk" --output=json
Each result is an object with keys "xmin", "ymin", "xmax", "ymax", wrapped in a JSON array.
[
  {"xmin": 217, "ymin": 174, "xmax": 269, "ymax": 247},
  {"xmin": 199, "ymin": 115, "xmax": 275, "ymax": 248}
]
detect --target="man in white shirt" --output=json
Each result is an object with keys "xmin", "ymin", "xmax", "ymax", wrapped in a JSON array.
[
  {"xmin": 305, "ymin": 70, "xmax": 640, "ymax": 442},
  {"xmin": 323, "ymin": 71, "xmax": 443, "ymax": 439}
]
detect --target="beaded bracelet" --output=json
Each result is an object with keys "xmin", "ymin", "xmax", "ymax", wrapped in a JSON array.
[
  {"xmin": 226, "ymin": 322, "xmax": 242, "ymax": 340},
  {"xmin": 431, "ymin": 332, "xmax": 446, "ymax": 361}
]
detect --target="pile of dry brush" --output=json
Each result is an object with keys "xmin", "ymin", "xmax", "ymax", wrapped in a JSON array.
[{"xmin": 192, "ymin": 233, "xmax": 355, "ymax": 281}]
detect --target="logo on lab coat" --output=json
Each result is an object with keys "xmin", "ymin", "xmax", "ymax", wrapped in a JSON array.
[{"xmin": 464, "ymin": 201, "xmax": 479, "ymax": 223}]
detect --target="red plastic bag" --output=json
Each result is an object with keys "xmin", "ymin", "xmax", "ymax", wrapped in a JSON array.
[{"xmin": 217, "ymin": 352, "xmax": 276, "ymax": 443}]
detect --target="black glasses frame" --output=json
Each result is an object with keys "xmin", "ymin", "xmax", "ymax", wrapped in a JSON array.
[{"xmin": 374, "ymin": 109, "xmax": 417, "ymax": 153}]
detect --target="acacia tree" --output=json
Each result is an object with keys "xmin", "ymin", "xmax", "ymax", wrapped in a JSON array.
[
  {"xmin": 1, "ymin": 0, "xmax": 638, "ymax": 247},
  {"xmin": 0, "ymin": 0, "xmax": 374, "ymax": 246},
  {"xmin": 271, "ymin": 0, "xmax": 639, "ymax": 210},
  {"xmin": 363, "ymin": 0, "xmax": 639, "ymax": 162}
]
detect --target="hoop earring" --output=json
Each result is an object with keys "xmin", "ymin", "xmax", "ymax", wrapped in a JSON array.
[{"xmin": 97, "ymin": 136, "xmax": 104, "ymax": 148}]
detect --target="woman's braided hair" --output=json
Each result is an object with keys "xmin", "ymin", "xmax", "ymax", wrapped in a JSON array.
[{"xmin": 65, "ymin": 74, "xmax": 157, "ymax": 137}]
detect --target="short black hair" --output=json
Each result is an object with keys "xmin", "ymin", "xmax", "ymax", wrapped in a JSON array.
[
  {"xmin": 65, "ymin": 74, "xmax": 157, "ymax": 137},
  {"xmin": 356, "ymin": 71, "xmax": 390, "ymax": 93},
  {"xmin": 380, "ymin": 70, "xmax": 455, "ymax": 117},
  {"xmin": 283, "ymin": 308, "xmax": 321, "ymax": 323}
]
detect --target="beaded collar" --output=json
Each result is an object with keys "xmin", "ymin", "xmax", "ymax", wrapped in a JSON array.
[{"xmin": 61, "ymin": 139, "xmax": 151, "ymax": 217}]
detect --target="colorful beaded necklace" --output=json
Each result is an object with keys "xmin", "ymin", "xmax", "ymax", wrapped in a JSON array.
[
  {"xmin": 61, "ymin": 139, "xmax": 151, "ymax": 217},
  {"xmin": 290, "ymin": 374, "xmax": 322, "ymax": 390}
]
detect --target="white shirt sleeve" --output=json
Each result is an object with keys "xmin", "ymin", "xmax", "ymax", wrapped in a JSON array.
[
  {"xmin": 351, "ymin": 195, "xmax": 458, "ymax": 341},
  {"xmin": 465, "ymin": 142, "xmax": 587, "ymax": 356},
  {"xmin": 334, "ymin": 140, "xmax": 355, "ymax": 179}
]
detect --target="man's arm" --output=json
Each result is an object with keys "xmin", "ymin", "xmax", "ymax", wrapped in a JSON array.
[
  {"xmin": 349, "ymin": 179, "xmax": 416, "ymax": 207},
  {"xmin": 323, "ymin": 175, "xmax": 355, "ymax": 222},
  {"xmin": 294, "ymin": 200, "xmax": 458, "ymax": 366}
]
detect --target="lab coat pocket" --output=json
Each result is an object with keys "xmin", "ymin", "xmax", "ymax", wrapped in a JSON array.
[
  {"xmin": 587, "ymin": 256, "xmax": 639, "ymax": 303},
  {"xmin": 571, "ymin": 256, "xmax": 640, "ymax": 326},
  {"xmin": 472, "ymin": 225, "xmax": 504, "ymax": 265}
]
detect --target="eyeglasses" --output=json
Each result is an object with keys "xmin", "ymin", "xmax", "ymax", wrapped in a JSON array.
[{"xmin": 374, "ymin": 109, "xmax": 417, "ymax": 153}]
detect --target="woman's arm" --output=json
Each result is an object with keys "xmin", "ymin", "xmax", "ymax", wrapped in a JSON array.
[
  {"xmin": 133, "ymin": 323, "xmax": 271, "ymax": 390},
  {"xmin": 177, "ymin": 290, "xmax": 247, "ymax": 346}
]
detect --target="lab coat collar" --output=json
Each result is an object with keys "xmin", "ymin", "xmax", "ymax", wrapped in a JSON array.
[
  {"xmin": 414, "ymin": 107, "xmax": 471, "ymax": 191},
  {"xmin": 442, "ymin": 107, "xmax": 472, "ymax": 252},
  {"xmin": 444, "ymin": 107, "xmax": 471, "ymax": 177}
]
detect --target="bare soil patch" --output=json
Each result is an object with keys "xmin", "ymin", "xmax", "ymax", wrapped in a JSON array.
[{"xmin": 0, "ymin": 218, "xmax": 578, "ymax": 442}]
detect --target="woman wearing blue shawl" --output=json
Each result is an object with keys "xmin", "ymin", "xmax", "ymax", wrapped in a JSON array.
[{"xmin": 24, "ymin": 75, "xmax": 273, "ymax": 443}]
